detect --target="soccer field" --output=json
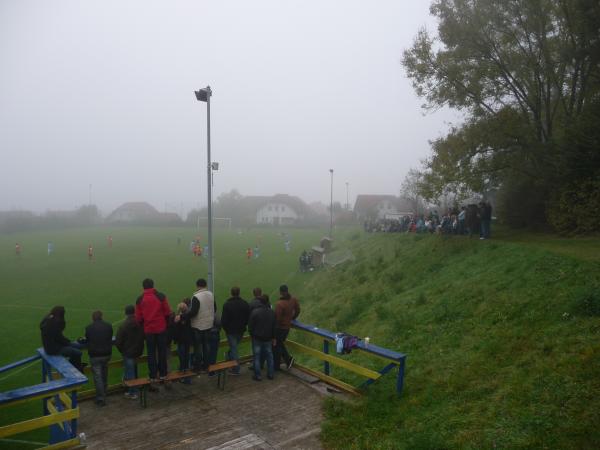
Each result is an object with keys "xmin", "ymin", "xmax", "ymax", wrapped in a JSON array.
[{"xmin": 0, "ymin": 225, "xmax": 328, "ymax": 410}]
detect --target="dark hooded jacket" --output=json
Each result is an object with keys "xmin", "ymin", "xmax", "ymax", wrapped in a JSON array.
[
  {"xmin": 40, "ymin": 314, "xmax": 71, "ymax": 355},
  {"xmin": 221, "ymin": 296, "xmax": 250, "ymax": 335},
  {"xmin": 115, "ymin": 314, "xmax": 145, "ymax": 358},
  {"xmin": 85, "ymin": 319, "xmax": 113, "ymax": 358}
]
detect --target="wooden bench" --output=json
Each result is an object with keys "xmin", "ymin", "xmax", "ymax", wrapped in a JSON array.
[
  {"xmin": 208, "ymin": 360, "xmax": 238, "ymax": 390},
  {"xmin": 123, "ymin": 371, "xmax": 195, "ymax": 408}
]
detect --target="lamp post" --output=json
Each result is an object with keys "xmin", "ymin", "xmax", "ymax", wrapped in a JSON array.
[
  {"xmin": 194, "ymin": 85, "xmax": 214, "ymax": 292},
  {"xmin": 345, "ymin": 182, "xmax": 349, "ymax": 210},
  {"xmin": 329, "ymin": 169, "xmax": 334, "ymax": 238}
]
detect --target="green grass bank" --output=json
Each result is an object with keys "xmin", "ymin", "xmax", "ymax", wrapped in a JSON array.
[{"xmin": 294, "ymin": 231, "xmax": 600, "ymax": 449}]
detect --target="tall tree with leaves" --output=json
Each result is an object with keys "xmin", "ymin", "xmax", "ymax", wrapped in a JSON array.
[{"xmin": 403, "ymin": 0, "xmax": 600, "ymax": 229}]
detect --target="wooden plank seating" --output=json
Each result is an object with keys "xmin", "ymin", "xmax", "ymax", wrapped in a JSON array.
[
  {"xmin": 208, "ymin": 360, "xmax": 238, "ymax": 390},
  {"xmin": 122, "ymin": 370, "xmax": 194, "ymax": 408}
]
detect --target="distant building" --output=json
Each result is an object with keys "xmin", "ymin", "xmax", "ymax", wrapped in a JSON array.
[
  {"xmin": 239, "ymin": 194, "xmax": 309, "ymax": 226},
  {"xmin": 353, "ymin": 195, "xmax": 413, "ymax": 221},
  {"xmin": 107, "ymin": 202, "xmax": 181, "ymax": 225}
]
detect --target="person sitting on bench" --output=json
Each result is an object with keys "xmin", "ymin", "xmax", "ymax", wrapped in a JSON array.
[{"xmin": 40, "ymin": 306, "xmax": 84, "ymax": 372}]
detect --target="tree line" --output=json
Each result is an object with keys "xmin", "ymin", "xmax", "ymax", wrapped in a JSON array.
[{"xmin": 402, "ymin": 0, "xmax": 600, "ymax": 233}]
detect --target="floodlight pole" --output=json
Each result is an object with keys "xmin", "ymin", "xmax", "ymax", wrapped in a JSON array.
[
  {"xmin": 195, "ymin": 85, "xmax": 214, "ymax": 293},
  {"xmin": 329, "ymin": 169, "xmax": 334, "ymax": 238},
  {"xmin": 206, "ymin": 87, "xmax": 214, "ymax": 293},
  {"xmin": 346, "ymin": 182, "xmax": 349, "ymax": 210}
]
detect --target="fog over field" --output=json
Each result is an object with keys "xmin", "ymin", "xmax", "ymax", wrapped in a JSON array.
[{"xmin": 1, "ymin": 0, "xmax": 457, "ymax": 216}]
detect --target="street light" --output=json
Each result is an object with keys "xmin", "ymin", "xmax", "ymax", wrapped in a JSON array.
[
  {"xmin": 329, "ymin": 169, "xmax": 334, "ymax": 238},
  {"xmin": 194, "ymin": 85, "xmax": 215, "ymax": 293},
  {"xmin": 345, "ymin": 182, "xmax": 349, "ymax": 210}
]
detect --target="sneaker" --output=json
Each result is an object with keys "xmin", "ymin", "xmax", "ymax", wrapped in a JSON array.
[
  {"xmin": 208, "ymin": 372, "xmax": 216, "ymax": 378},
  {"xmin": 228, "ymin": 369, "xmax": 240, "ymax": 376},
  {"xmin": 124, "ymin": 392, "xmax": 138, "ymax": 400},
  {"xmin": 286, "ymin": 357, "xmax": 295, "ymax": 370},
  {"xmin": 267, "ymin": 375, "xmax": 274, "ymax": 380},
  {"xmin": 252, "ymin": 375, "xmax": 262, "ymax": 382},
  {"xmin": 94, "ymin": 400, "xmax": 106, "ymax": 407}
]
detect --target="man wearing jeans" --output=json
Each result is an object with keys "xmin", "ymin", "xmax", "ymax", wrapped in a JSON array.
[
  {"xmin": 85, "ymin": 311, "xmax": 113, "ymax": 407},
  {"xmin": 135, "ymin": 278, "xmax": 172, "ymax": 383},
  {"xmin": 248, "ymin": 295, "xmax": 276, "ymax": 381},
  {"xmin": 221, "ymin": 287, "xmax": 250, "ymax": 375},
  {"xmin": 181, "ymin": 278, "xmax": 215, "ymax": 373},
  {"xmin": 115, "ymin": 305, "xmax": 145, "ymax": 399},
  {"xmin": 274, "ymin": 285, "xmax": 301, "ymax": 370}
]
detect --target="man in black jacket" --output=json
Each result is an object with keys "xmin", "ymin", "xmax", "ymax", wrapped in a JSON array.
[
  {"xmin": 221, "ymin": 286, "xmax": 250, "ymax": 375},
  {"xmin": 40, "ymin": 306, "xmax": 83, "ymax": 371},
  {"xmin": 248, "ymin": 295, "xmax": 276, "ymax": 381},
  {"xmin": 115, "ymin": 305, "xmax": 144, "ymax": 399},
  {"xmin": 85, "ymin": 310, "xmax": 113, "ymax": 406}
]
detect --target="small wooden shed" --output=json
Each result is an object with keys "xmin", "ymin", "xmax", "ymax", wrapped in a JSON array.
[
  {"xmin": 320, "ymin": 237, "xmax": 333, "ymax": 253},
  {"xmin": 311, "ymin": 246, "xmax": 325, "ymax": 267}
]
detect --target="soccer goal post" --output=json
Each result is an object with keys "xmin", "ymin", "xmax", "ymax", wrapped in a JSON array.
[{"xmin": 197, "ymin": 217, "xmax": 233, "ymax": 230}]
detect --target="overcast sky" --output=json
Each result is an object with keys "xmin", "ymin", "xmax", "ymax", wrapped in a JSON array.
[{"xmin": 0, "ymin": 0, "xmax": 458, "ymax": 216}]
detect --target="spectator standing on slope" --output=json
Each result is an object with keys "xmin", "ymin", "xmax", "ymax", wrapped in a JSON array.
[
  {"xmin": 274, "ymin": 285, "xmax": 300, "ymax": 371},
  {"xmin": 115, "ymin": 304, "xmax": 145, "ymax": 399},
  {"xmin": 135, "ymin": 278, "xmax": 172, "ymax": 383},
  {"xmin": 248, "ymin": 294, "xmax": 276, "ymax": 381},
  {"xmin": 180, "ymin": 278, "xmax": 215, "ymax": 373},
  {"xmin": 221, "ymin": 286, "xmax": 250, "ymax": 375},
  {"xmin": 85, "ymin": 311, "xmax": 113, "ymax": 407}
]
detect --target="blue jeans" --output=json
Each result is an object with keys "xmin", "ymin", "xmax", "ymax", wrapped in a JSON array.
[
  {"xmin": 177, "ymin": 342, "xmax": 191, "ymax": 371},
  {"xmin": 208, "ymin": 330, "xmax": 220, "ymax": 365},
  {"xmin": 481, "ymin": 219, "xmax": 491, "ymax": 239},
  {"xmin": 90, "ymin": 355, "xmax": 110, "ymax": 402},
  {"xmin": 252, "ymin": 338, "xmax": 274, "ymax": 379},
  {"xmin": 123, "ymin": 357, "xmax": 138, "ymax": 394},
  {"xmin": 145, "ymin": 332, "xmax": 168, "ymax": 379},
  {"xmin": 226, "ymin": 333, "xmax": 243, "ymax": 373},
  {"xmin": 274, "ymin": 328, "xmax": 291, "ymax": 369},
  {"xmin": 58, "ymin": 345, "xmax": 83, "ymax": 369},
  {"xmin": 192, "ymin": 328, "xmax": 210, "ymax": 371}
]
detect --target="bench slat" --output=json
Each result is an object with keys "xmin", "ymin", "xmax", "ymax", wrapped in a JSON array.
[{"xmin": 208, "ymin": 361, "xmax": 237, "ymax": 372}]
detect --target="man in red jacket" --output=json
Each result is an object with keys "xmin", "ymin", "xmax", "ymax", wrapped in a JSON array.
[{"xmin": 135, "ymin": 278, "xmax": 172, "ymax": 382}]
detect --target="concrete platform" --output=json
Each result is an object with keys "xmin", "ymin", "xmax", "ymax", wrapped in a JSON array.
[{"xmin": 77, "ymin": 365, "xmax": 336, "ymax": 449}]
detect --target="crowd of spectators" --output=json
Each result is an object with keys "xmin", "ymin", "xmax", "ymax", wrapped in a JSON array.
[
  {"xmin": 39, "ymin": 280, "xmax": 301, "ymax": 406},
  {"xmin": 364, "ymin": 201, "xmax": 493, "ymax": 239}
]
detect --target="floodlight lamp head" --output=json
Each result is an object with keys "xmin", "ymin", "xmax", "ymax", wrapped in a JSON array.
[
  {"xmin": 211, "ymin": 162, "xmax": 219, "ymax": 171},
  {"xmin": 194, "ymin": 86, "xmax": 212, "ymax": 102}
]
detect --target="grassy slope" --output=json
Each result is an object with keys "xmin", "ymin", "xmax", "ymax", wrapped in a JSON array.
[{"xmin": 294, "ymin": 230, "xmax": 600, "ymax": 449}]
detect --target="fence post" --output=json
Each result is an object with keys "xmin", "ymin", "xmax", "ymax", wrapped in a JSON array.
[
  {"xmin": 323, "ymin": 340, "xmax": 330, "ymax": 376},
  {"xmin": 71, "ymin": 389, "xmax": 78, "ymax": 439},
  {"xmin": 396, "ymin": 357, "xmax": 406, "ymax": 396}
]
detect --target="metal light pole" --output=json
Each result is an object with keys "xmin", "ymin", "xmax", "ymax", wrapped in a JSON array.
[
  {"xmin": 329, "ymin": 169, "xmax": 334, "ymax": 238},
  {"xmin": 345, "ymin": 182, "xmax": 349, "ymax": 210},
  {"xmin": 195, "ymin": 86, "xmax": 214, "ymax": 292}
]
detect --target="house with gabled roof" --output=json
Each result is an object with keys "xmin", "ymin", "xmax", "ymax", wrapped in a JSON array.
[
  {"xmin": 107, "ymin": 202, "xmax": 181, "ymax": 224},
  {"xmin": 353, "ymin": 195, "xmax": 413, "ymax": 220},
  {"xmin": 239, "ymin": 194, "xmax": 309, "ymax": 226}
]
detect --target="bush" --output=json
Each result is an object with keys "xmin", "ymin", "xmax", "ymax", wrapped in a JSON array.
[
  {"xmin": 571, "ymin": 286, "xmax": 600, "ymax": 317},
  {"xmin": 547, "ymin": 178, "xmax": 600, "ymax": 235}
]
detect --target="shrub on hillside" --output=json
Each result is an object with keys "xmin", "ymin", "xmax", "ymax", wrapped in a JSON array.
[
  {"xmin": 547, "ymin": 178, "xmax": 600, "ymax": 235},
  {"xmin": 571, "ymin": 286, "xmax": 600, "ymax": 317}
]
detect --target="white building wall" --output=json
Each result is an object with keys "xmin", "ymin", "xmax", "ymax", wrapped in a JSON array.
[
  {"xmin": 376, "ymin": 200, "xmax": 399, "ymax": 219},
  {"xmin": 256, "ymin": 203, "xmax": 298, "ymax": 224}
]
